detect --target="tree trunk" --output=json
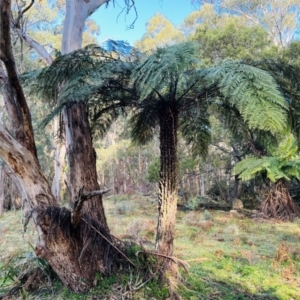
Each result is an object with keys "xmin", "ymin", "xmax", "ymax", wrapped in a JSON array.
[
  {"xmin": 0, "ymin": 125, "xmax": 55, "ymax": 207},
  {"xmin": 63, "ymin": 103, "xmax": 108, "ymax": 228},
  {"xmin": 51, "ymin": 130, "xmax": 66, "ymax": 203},
  {"xmin": 61, "ymin": 0, "xmax": 109, "ymax": 228},
  {"xmin": 0, "ymin": 0, "xmax": 120, "ymax": 293},
  {"xmin": 156, "ymin": 108, "xmax": 179, "ymax": 258},
  {"xmin": 231, "ymin": 174, "xmax": 241, "ymax": 200},
  {"xmin": 0, "ymin": 162, "xmax": 4, "ymax": 216},
  {"xmin": 33, "ymin": 206, "xmax": 125, "ymax": 293},
  {"xmin": 260, "ymin": 179, "xmax": 300, "ymax": 221}
]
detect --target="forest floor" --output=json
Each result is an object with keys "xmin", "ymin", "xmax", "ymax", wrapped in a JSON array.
[{"xmin": 0, "ymin": 194, "xmax": 300, "ymax": 299}]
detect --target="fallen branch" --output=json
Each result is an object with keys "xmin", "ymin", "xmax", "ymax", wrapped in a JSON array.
[
  {"xmin": 71, "ymin": 186, "xmax": 110, "ymax": 228},
  {"xmin": 81, "ymin": 218, "xmax": 136, "ymax": 268},
  {"xmin": 136, "ymin": 250, "xmax": 190, "ymax": 273}
]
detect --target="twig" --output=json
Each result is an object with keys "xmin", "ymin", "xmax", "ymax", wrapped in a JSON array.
[
  {"xmin": 137, "ymin": 250, "xmax": 190, "ymax": 273},
  {"xmin": 14, "ymin": 0, "xmax": 35, "ymax": 28}
]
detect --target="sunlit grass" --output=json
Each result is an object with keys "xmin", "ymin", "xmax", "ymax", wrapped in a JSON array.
[{"xmin": 1, "ymin": 194, "xmax": 300, "ymax": 299}]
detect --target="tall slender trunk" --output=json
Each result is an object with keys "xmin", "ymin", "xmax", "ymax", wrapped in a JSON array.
[{"xmin": 156, "ymin": 108, "xmax": 179, "ymax": 257}]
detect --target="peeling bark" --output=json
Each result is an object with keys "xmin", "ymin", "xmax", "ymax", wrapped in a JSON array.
[
  {"xmin": 63, "ymin": 103, "xmax": 108, "ymax": 227},
  {"xmin": 33, "ymin": 206, "xmax": 125, "ymax": 292},
  {"xmin": 0, "ymin": 0, "xmax": 37, "ymax": 157},
  {"xmin": 0, "ymin": 124, "xmax": 55, "ymax": 207}
]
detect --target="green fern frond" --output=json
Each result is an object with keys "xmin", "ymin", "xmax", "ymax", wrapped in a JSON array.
[
  {"xmin": 129, "ymin": 105, "xmax": 158, "ymax": 145},
  {"xmin": 204, "ymin": 61, "xmax": 288, "ymax": 133},
  {"xmin": 234, "ymin": 156, "xmax": 276, "ymax": 181},
  {"xmin": 132, "ymin": 42, "xmax": 200, "ymax": 101},
  {"xmin": 273, "ymin": 134, "xmax": 298, "ymax": 159},
  {"xmin": 180, "ymin": 104, "xmax": 211, "ymax": 158},
  {"xmin": 235, "ymin": 133, "xmax": 300, "ymax": 183}
]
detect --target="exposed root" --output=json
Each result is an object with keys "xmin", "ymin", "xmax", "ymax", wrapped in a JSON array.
[{"xmin": 259, "ymin": 180, "xmax": 300, "ymax": 221}]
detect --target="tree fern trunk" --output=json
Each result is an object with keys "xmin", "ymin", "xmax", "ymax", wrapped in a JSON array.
[
  {"xmin": 156, "ymin": 108, "xmax": 179, "ymax": 257},
  {"xmin": 260, "ymin": 179, "xmax": 300, "ymax": 221}
]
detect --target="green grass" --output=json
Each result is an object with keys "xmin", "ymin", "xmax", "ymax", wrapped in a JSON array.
[{"xmin": 1, "ymin": 195, "xmax": 300, "ymax": 299}]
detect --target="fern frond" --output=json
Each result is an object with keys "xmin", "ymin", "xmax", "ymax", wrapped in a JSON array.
[
  {"xmin": 204, "ymin": 61, "xmax": 288, "ymax": 133},
  {"xmin": 132, "ymin": 42, "xmax": 200, "ymax": 101},
  {"xmin": 180, "ymin": 102, "xmax": 211, "ymax": 158},
  {"xmin": 235, "ymin": 133, "xmax": 300, "ymax": 183},
  {"xmin": 129, "ymin": 105, "xmax": 158, "ymax": 145},
  {"xmin": 273, "ymin": 134, "xmax": 298, "ymax": 159}
]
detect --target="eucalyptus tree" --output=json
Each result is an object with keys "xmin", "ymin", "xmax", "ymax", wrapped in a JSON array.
[
  {"xmin": 0, "ymin": 0, "xmax": 139, "ymax": 293},
  {"xmin": 191, "ymin": 0, "xmax": 300, "ymax": 48},
  {"xmin": 129, "ymin": 42, "xmax": 287, "ymax": 264},
  {"xmin": 135, "ymin": 13, "xmax": 184, "ymax": 53}
]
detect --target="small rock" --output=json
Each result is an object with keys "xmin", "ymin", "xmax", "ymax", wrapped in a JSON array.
[{"xmin": 232, "ymin": 199, "xmax": 244, "ymax": 209}]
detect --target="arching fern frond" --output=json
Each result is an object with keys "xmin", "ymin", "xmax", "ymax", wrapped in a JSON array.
[
  {"xmin": 180, "ymin": 101, "xmax": 211, "ymax": 158},
  {"xmin": 249, "ymin": 59, "xmax": 300, "ymax": 143},
  {"xmin": 129, "ymin": 104, "xmax": 159, "ymax": 145},
  {"xmin": 204, "ymin": 61, "xmax": 288, "ymax": 134},
  {"xmin": 235, "ymin": 134, "xmax": 300, "ymax": 183},
  {"xmin": 132, "ymin": 42, "xmax": 200, "ymax": 101}
]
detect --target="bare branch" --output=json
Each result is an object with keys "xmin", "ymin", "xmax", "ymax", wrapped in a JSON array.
[
  {"xmin": 14, "ymin": 0, "xmax": 34, "ymax": 28},
  {"xmin": 14, "ymin": 28, "xmax": 53, "ymax": 65},
  {"xmin": 71, "ymin": 186, "xmax": 110, "ymax": 227}
]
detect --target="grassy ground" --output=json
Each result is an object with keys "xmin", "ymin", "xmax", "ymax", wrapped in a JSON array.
[{"xmin": 1, "ymin": 194, "xmax": 300, "ymax": 299}]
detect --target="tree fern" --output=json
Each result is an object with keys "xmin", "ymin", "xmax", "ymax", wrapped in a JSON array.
[{"xmin": 234, "ymin": 134, "xmax": 300, "ymax": 183}]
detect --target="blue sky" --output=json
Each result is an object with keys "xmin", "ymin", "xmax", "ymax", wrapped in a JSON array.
[{"xmin": 91, "ymin": 0, "xmax": 195, "ymax": 46}]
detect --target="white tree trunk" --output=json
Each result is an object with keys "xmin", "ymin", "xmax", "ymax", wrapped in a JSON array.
[{"xmin": 62, "ymin": 0, "xmax": 108, "ymax": 54}]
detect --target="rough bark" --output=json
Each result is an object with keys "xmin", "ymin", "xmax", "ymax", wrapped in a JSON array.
[
  {"xmin": 63, "ymin": 102, "xmax": 108, "ymax": 228},
  {"xmin": 156, "ymin": 107, "xmax": 179, "ymax": 258},
  {"xmin": 51, "ymin": 118, "xmax": 66, "ymax": 203},
  {"xmin": 33, "ymin": 206, "xmax": 126, "ymax": 293},
  {"xmin": 61, "ymin": 0, "xmax": 109, "ymax": 228}
]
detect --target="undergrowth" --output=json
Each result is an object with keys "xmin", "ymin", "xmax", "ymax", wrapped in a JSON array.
[{"xmin": 1, "ymin": 195, "xmax": 300, "ymax": 299}]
